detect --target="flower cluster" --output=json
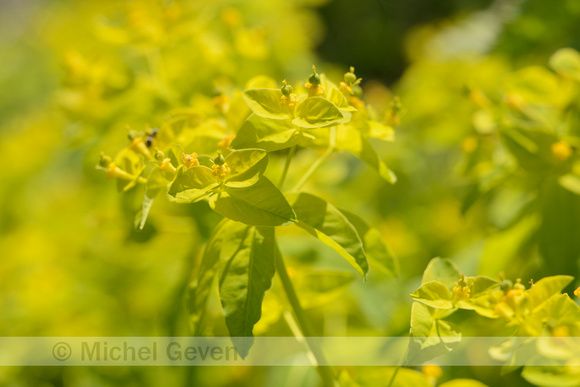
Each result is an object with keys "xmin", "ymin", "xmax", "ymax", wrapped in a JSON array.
[{"xmin": 452, "ymin": 274, "xmax": 471, "ymax": 299}]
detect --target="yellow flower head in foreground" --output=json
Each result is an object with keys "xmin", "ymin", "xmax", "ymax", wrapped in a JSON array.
[
  {"xmin": 453, "ymin": 274, "xmax": 471, "ymax": 299},
  {"xmin": 182, "ymin": 153, "xmax": 199, "ymax": 168}
]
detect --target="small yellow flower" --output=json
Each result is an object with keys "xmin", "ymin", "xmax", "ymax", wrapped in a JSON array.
[
  {"xmin": 505, "ymin": 94, "xmax": 525, "ymax": 109},
  {"xmin": 469, "ymin": 89, "xmax": 491, "ymax": 109},
  {"xmin": 453, "ymin": 275, "xmax": 471, "ymax": 299},
  {"xmin": 281, "ymin": 93, "xmax": 298, "ymax": 108},
  {"xmin": 182, "ymin": 153, "xmax": 199, "ymax": 168},
  {"xmin": 422, "ymin": 365, "xmax": 443, "ymax": 380},
  {"xmin": 221, "ymin": 7, "xmax": 243, "ymax": 28},
  {"xmin": 551, "ymin": 141, "xmax": 573, "ymax": 161},
  {"xmin": 339, "ymin": 81, "xmax": 353, "ymax": 96},
  {"xmin": 213, "ymin": 94, "xmax": 230, "ymax": 113},
  {"xmin": 130, "ymin": 137, "xmax": 152, "ymax": 159},
  {"xmin": 462, "ymin": 136, "xmax": 478, "ymax": 154},
  {"xmin": 105, "ymin": 163, "xmax": 134, "ymax": 180},
  {"xmin": 553, "ymin": 325, "xmax": 570, "ymax": 337},
  {"xmin": 159, "ymin": 158, "xmax": 176, "ymax": 174},
  {"xmin": 574, "ymin": 286, "xmax": 580, "ymax": 297},
  {"xmin": 305, "ymin": 81, "xmax": 324, "ymax": 96},
  {"xmin": 218, "ymin": 135, "xmax": 235, "ymax": 150},
  {"xmin": 212, "ymin": 163, "xmax": 231, "ymax": 179}
]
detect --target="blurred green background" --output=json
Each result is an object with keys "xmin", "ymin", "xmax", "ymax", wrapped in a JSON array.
[{"xmin": 1, "ymin": 0, "xmax": 580, "ymax": 385}]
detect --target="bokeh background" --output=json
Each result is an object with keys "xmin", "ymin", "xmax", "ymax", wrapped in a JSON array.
[{"xmin": 1, "ymin": 0, "xmax": 580, "ymax": 385}]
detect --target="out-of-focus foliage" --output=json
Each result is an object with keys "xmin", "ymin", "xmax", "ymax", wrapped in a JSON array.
[{"xmin": 2, "ymin": 0, "xmax": 580, "ymax": 386}]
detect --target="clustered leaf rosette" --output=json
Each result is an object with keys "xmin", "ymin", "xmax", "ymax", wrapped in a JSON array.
[
  {"xmin": 232, "ymin": 66, "xmax": 400, "ymax": 183},
  {"xmin": 167, "ymin": 148, "xmax": 296, "ymax": 227},
  {"xmin": 408, "ymin": 257, "xmax": 580, "ymax": 377}
]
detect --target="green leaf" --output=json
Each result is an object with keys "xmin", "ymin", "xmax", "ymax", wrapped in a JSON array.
[
  {"xmin": 421, "ymin": 258, "xmax": 462, "ymax": 288},
  {"xmin": 210, "ymin": 176, "xmax": 296, "ymax": 226},
  {"xmin": 224, "ymin": 148, "xmax": 268, "ymax": 186},
  {"xmin": 368, "ymin": 121, "xmax": 395, "ymax": 141},
  {"xmin": 231, "ymin": 114, "xmax": 297, "ymax": 152},
  {"xmin": 340, "ymin": 209, "xmax": 399, "ymax": 277},
  {"xmin": 293, "ymin": 269, "xmax": 355, "ymax": 308},
  {"xmin": 135, "ymin": 168, "xmax": 166, "ymax": 230},
  {"xmin": 542, "ymin": 293, "xmax": 580, "ymax": 326},
  {"xmin": 288, "ymin": 192, "xmax": 369, "ymax": 278},
  {"xmin": 549, "ymin": 48, "xmax": 580, "ymax": 82},
  {"xmin": 538, "ymin": 180, "xmax": 580, "ymax": 274},
  {"xmin": 243, "ymin": 88, "xmax": 289, "ymax": 119},
  {"xmin": 470, "ymin": 276, "xmax": 500, "ymax": 295},
  {"xmin": 167, "ymin": 166, "xmax": 218, "ymax": 203},
  {"xmin": 410, "ymin": 281, "xmax": 455, "ymax": 309},
  {"xmin": 188, "ymin": 220, "xmax": 245, "ymax": 335},
  {"xmin": 558, "ymin": 174, "xmax": 580, "ymax": 195},
  {"xmin": 526, "ymin": 275, "xmax": 574, "ymax": 312},
  {"xmin": 219, "ymin": 226, "xmax": 276, "ymax": 358},
  {"xmin": 225, "ymin": 90, "xmax": 251, "ymax": 133},
  {"xmin": 408, "ymin": 302, "xmax": 461, "ymax": 364},
  {"xmin": 328, "ymin": 87, "xmax": 357, "ymax": 112},
  {"xmin": 522, "ymin": 362, "xmax": 580, "ymax": 387},
  {"xmin": 500, "ymin": 127, "xmax": 558, "ymax": 173},
  {"xmin": 337, "ymin": 127, "xmax": 397, "ymax": 183},
  {"xmin": 292, "ymin": 97, "xmax": 345, "ymax": 129}
]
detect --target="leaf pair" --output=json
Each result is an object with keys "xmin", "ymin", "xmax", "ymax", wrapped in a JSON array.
[
  {"xmin": 188, "ymin": 220, "xmax": 276, "ymax": 359},
  {"xmin": 168, "ymin": 149, "xmax": 296, "ymax": 226},
  {"xmin": 243, "ymin": 88, "xmax": 346, "ymax": 128},
  {"xmin": 288, "ymin": 192, "xmax": 398, "ymax": 279},
  {"xmin": 231, "ymin": 88, "xmax": 347, "ymax": 152}
]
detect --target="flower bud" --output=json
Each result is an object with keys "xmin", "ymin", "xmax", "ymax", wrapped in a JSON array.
[
  {"xmin": 344, "ymin": 66, "xmax": 357, "ymax": 85},
  {"xmin": 308, "ymin": 65, "xmax": 321, "ymax": 86},
  {"xmin": 281, "ymin": 80, "xmax": 293, "ymax": 97},
  {"xmin": 213, "ymin": 151, "xmax": 226, "ymax": 166},
  {"xmin": 99, "ymin": 152, "xmax": 112, "ymax": 168}
]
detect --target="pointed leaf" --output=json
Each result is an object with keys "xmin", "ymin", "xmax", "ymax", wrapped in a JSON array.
[
  {"xmin": 292, "ymin": 97, "xmax": 345, "ymax": 129},
  {"xmin": 408, "ymin": 302, "xmax": 461, "ymax": 364},
  {"xmin": 421, "ymin": 258, "xmax": 462, "ymax": 288},
  {"xmin": 288, "ymin": 192, "xmax": 369, "ymax": 278},
  {"xmin": 549, "ymin": 48, "xmax": 580, "ymax": 81},
  {"xmin": 410, "ymin": 281, "xmax": 454, "ymax": 309},
  {"xmin": 243, "ymin": 88, "xmax": 289, "ymax": 119},
  {"xmin": 188, "ymin": 220, "xmax": 246, "ymax": 335},
  {"xmin": 231, "ymin": 114, "xmax": 298, "ymax": 152},
  {"xmin": 340, "ymin": 209, "xmax": 399, "ymax": 277},
  {"xmin": 219, "ymin": 226, "xmax": 276, "ymax": 358},
  {"xmin": 210, "ymin": 176, "xmax": 296, "ymax": 226},
  {"xmin": 526, "ymin": 275, "xmax": 574, "ymax": 312},
  {"xmin": 224, "ymin": 148, "xmax": 268, "ymax": 185},
  {"xmin": 337, "ymin": 127, "xmax": 396, "ymax": 183},
  {"xmin": 167, "ymin": 166, "xmax": 218, "ymax": 203},
  {"xmin": 368, "ymin": 121, "xmax": 395, "ymax": 141},
  {"xmin": 328, "ymin": 87, "xmax": 357, "ymax": 112}
]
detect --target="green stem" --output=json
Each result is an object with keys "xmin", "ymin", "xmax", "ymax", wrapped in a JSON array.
[
  {"xmin": 387, "ymin": 348, "xmax": 408, "ymax": 387},
  {"xmin": 278, "ymin": 145, "xmax": 297, "ymax": 189},
  {"xmin": 292, "ymin": 128, "xmax": 336, "ymax": 192},
  {"xmin": 275, "ymin": 245, "xmax": 337, "ymax": 387}
]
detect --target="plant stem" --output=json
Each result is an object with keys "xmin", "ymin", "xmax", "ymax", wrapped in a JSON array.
[
  {"xmin": 292, "ymin": 128, "xmax": 336, "ymax": 192},
  {"xmin": 275, "ymin": 246, "xmax": 337, "ymax": 387},
  {"xmin": 387, "ymin": 348, "xmax": 408, "ymax": 387},
  {"xmin": 278, "ymin": 145, "xmax": 297, "ymax": 189}
]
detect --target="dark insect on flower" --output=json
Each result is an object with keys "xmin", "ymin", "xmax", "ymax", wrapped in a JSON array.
[{"xmin": 145, "ymin": 128, "xmax": 159, "ymax": 148}]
